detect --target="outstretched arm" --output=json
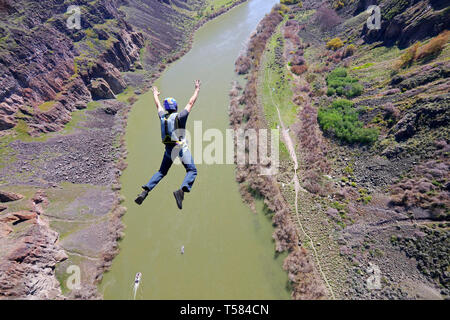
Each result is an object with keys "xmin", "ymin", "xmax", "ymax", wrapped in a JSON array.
[
  {"xmin": 152, "ymin": 86, "xmax": 164, "ymax": 113},
  {"xmin": 185, "ymin": 80, "xmax": 201, "ymax": 113}
]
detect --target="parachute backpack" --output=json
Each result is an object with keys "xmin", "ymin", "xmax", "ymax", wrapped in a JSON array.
[{"xmin": 160, "ymin": 112, "xmax": 181, "ymax": 145}]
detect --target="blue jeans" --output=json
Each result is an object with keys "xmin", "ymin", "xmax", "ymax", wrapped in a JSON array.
[{"xmin": 144, "ymin": 144, "xmax": 197, "ymax": 192}]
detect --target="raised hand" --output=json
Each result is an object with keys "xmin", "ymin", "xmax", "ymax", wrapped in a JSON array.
[
  {"xmin": 185, "ymin": 80, "xmax": 201, "ymax": 113},
  {"xmin": 152, "ymin": 86, "xmax": 160, "ymax": 96}
]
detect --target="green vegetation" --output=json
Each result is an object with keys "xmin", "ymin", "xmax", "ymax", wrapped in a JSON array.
[
  {"xmin": 357, "ymin": 188, "xmax": 372, "ymax": 204},
  {"xmin": 352, "ymin": 63, "xmax": 374, "ymax": 70},
  {"xmin": 349, "ymin": 45, "xmax": 401, "ymax": 88},
  {"xmin": 395, "ymin": 42, "xmax": 420, "ymax": 70},
  {"xmin": 14, "ymin": 119, "xmax": 31, "ymax": 140},
  {"xmin": 258, "ymin": 25, "xmax": 297, "ymax": 160},
  {"xmin": 201, "ymin": 0, "xmax": 239, "ymax": 17},
  {"xmin": 277, "ymin": 4, "xmax": 290, "ymax": 15},
  {"xmin": 331, "ymin": 201, "xmax": 348, "ymax": 221},
  {"xmin": 343, "ymin": 44, "xmax": 356, "ymax": 57},
  {"xmin": 60, "ymin": 101, "xmax": 100, "ymax": 134},
  {"xmin": 116, "ymin": 87, "xmax": 137, "ymax": 104},
  {"xmin": 318, "ymin": 99, "xmax": 378, "ymax": 144},
  {"xmin": 326, "ymin": 67, "xmax": 363, "ymax": 98},
  {"xmin": 38, "ymin": 100, "xmax": 57, "ymax": 112},
  {"xmin": 259, "ymin": 31, "xmax": 298, "ymax": 129},
  {"xmin": 326, "ymin": 37, "xmax": 344, "ymax": 50},
  {"xmin": 280, "ymin": 0, "xmax": 302, "ymax": 4},
  {"xmin": 382, "ymin": 0, "xmax": 410, "ymax": 21},
  {"xmin": 416, "ymin": 30, "xmax": 450, "ymax": 61},
  {"xmin": 394, "ymin": 30, "xmax": 449, "ymax": 71}
]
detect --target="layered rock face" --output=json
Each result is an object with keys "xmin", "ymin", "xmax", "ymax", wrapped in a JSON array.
[
  {"xmin": 0, "ymin": 0, "xmax": 144, "ymax": 135},
  {"xmin": 119, "ymin": 0, "xmax": 204, "ymax": 66},
  {"xmin": 0, "ymin": 191, "xmax": 67, "ymax": 299},
  {"xmin": 361, "ymin": 0, "xmax": 450, "ymax": 48}
]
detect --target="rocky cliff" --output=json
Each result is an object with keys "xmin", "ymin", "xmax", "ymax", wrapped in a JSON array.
[
  {"xmin": 0, "ymin": 0, "xmax": 241, "ymax": 136},
  {"xmin": 0, "ymin": 0, "xmax": 146, "ymax": 135},
  {"xmin": 0, "ymin": 190, "xmax": 67, "ymax": 299}
]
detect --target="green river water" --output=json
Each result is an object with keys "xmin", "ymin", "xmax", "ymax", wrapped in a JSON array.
[{"xmin": 100, "ymin": 0, "xmax": 290, "ymax": 299}]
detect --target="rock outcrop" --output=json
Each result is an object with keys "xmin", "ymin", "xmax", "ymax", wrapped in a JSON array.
[
  {"xmin": 88, "ymin": 79, "xmax": 116, "ymax": 100},
  {"xmin": 0, "ymin": 191, "xmax": 24, "ymax": 202},
  {"xmin": 0, "ymin": 191, "xmax": 67, "ymax": 299},
  {"xmin": 360, "ymin": 0, "xmax": 450, "ymax": 48}
]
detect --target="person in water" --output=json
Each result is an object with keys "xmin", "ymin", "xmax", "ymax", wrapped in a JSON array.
[{"xmin": 135, "ymin": 80, "xmax": 201, "ymax": 209}]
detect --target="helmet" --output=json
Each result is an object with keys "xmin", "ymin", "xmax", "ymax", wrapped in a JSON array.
[{"xmin": 164, "ymin": 97, "xmax": 178, "ymax": 112}]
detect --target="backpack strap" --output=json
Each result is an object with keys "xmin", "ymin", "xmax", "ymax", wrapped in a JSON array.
[
  {"xmin": 174, "ymin": 114, "xmax": 179, "ymax": 131},
  {"xmin": 164, "ymin": 113, "xmax": 169, "ymax": 139}
]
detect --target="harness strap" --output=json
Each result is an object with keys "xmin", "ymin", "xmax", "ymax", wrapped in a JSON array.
[
  {"xmin": 164, "ymin": 114, "xmax": 169, "ymax": 139},
  {"xmin": 175, "ymin": 114, "xmax": 179, "ymax": 131}
]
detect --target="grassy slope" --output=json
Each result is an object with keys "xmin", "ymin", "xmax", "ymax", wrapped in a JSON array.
[{"xmin": 258, "ymin": 21, "xmax": 298, "ymax": 161}]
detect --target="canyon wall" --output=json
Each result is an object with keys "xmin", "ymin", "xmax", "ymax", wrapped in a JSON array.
[{"xmin": 0, "ymin": 0, "xmax": 213, "ymax": 135}]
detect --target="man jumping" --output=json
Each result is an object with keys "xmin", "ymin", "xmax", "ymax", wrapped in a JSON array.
[{"xmin": 135, "ymin": 80, "xmax": 201, "ymax": 209}]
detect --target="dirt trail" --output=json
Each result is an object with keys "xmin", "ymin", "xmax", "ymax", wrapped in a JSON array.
[{"xmin": 267, "ymin": 73, "xmax": 335, "ymax": 299}]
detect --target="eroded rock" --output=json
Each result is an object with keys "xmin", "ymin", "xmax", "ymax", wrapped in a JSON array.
[
  {"xmin": 0, "ymin": 191, "xmax": 24, "ymax": 203},
  {"xmin": 88, "ymin": 78, "xmax": 116, "ymax": 100},
  {"xmin": 0, "ymin": 191, "xmax": 67, "ymax": 299}
]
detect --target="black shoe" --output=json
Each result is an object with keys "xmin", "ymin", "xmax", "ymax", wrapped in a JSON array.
[
  {"xmin": 173, "ymin": 189, "xmax": 184, "ymax": 210},
  {"xmin": 135, "ymin": 189, "xmax": 149, "ymax": 205}
]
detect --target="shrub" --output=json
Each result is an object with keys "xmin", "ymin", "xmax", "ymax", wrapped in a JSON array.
[
  {"xmin": 235, "ymin": 55, "xmax": 252, "ymax": 74},
  {"xmin": 343, "ymin": 44, "xmax": 356, "ymax": 57},
  {"xmin": 291, "ymin": 64, "xmax": 307, "ymax": 75},
  {"xmin": 305, "ymin": 73, "xmax": 316, "ymax": 83},
  {"xmin": 334, "ymin": 1, "xmax": 344, "ymax": 9},
  {"xmin": 395, "ymin": 42, "xmax": 420, "ymax": 70},
  {"xmin": 318, "ymin": 99, "xmax": 378, "ymax": 144},
  {"xmin": 315, "ymin": 6, "xmax": 341, "ymax": 31},
  {"xmin": 327, "ymin": 88, "xmax": 336, "ymax": 96},
  {"xmin": 328, "ymin": 67, "xmax": 347, "ymax": 78},
  {"xmin": 278, "ymin": 4, "xmax": 290, "ymax": 15},
  {"xmin": 345, "ymin": 83, "xmax": 363, "ymax": 98},
  {"xmin": 326, "ymin": 37, "xmax": 344, "ymax": 50},
  {"xmin": 290, "ymin": 55, "xmax": 305, "ymax": 66},
  {"xmin": 326, "ymin": 67, "xmax": 363, "ymax": 98},
  {"xmin": 416, "ymin": 30, "xmax": 450, "ymax": 61},
  {"xmin": 281, "ymin": 0, "xmax": 302, "ymax": 4}
]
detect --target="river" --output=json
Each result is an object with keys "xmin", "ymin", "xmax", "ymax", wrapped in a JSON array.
[{"xmin": 100, "ymin": 0, "xmax": 289, "ymax": 299}]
